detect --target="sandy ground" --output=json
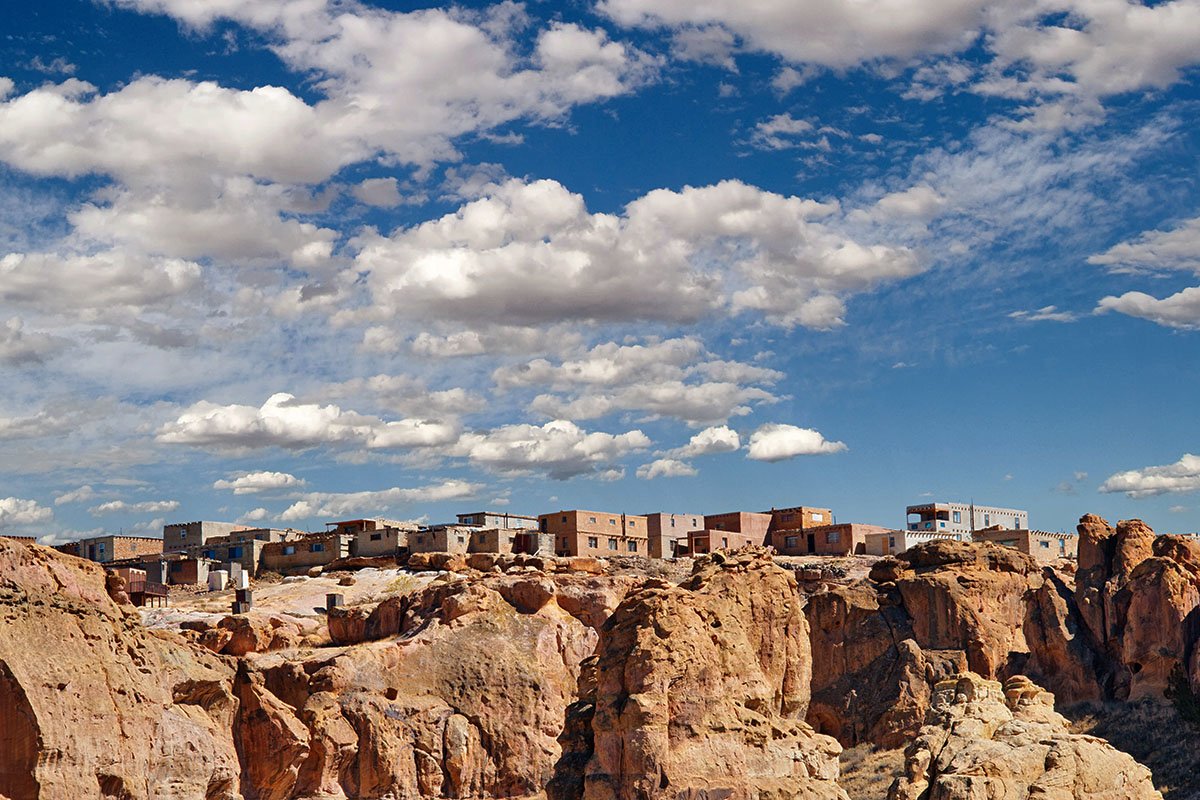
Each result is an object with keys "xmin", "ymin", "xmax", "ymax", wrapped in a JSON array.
[{"xmin": 140, "ymin": 568, "xmax": 439, "ymax": 633}]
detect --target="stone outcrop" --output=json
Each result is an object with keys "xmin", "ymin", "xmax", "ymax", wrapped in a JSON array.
[
  {"xmin": 565, "ymin": 548, "xmax": 847, "ymax": 800},
  {"xmin": 240, "ymin": 570, "xmax": 608, "ymax": 800},
  {"xmin": 0, "ymin": 538, "xmax": 241, "ymax": 800},
  {"xmin": 190, "ymin": 615, "xmax": 305, "ymax": 656},
  {"xmin": 1071, "ymin": 516, "xmax": 1200, "ymax": 700},
  {"xmin": 889, "ymin": 673, "xmax": 1162, "ymax": 800}
]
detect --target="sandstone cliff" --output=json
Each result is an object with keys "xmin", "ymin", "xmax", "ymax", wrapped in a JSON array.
[
  {"xmin": 562, "ymin": 548, "xmax": 847, "ymax": 800},
  {"xmin": 0, "ymin": 538, "xmax": 241, "ymax": 800}
]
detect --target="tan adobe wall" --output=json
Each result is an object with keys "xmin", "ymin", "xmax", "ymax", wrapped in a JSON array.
[
  {"xmin": 686, "ymin": 529, "xmax": 762, "ymax": 555},
  {"xmin": 703, "ymin": 512, "xmax": 771, "ymax": 542},
  {"xmin": 352, "ymin": 528, "xmax": 404, "ymax": 557},
  {"xmin": 260, "ymin": 535, "xmax": 349, "ymax": 574},
  {"xmin": 468, "ymin": 528, "xmax": 515, "ymax": 554},
  {"xmin": 541, "ymin": 511, "xmax": 649, "ymax": 557},
  {"xmin": 409, "ymin": 526, "xmax": 472, "ymax": 554},
  {"xmin": 766, "ymin": 507, "xmax": 833, "ymax": 533},
  {"xmin": 110, "ymin": 537, "xmax": 164, "ymax": 561}
]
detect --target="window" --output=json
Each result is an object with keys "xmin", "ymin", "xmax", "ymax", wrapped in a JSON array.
[
  {"xmin": 785, "ymin": 536, "xmax": 798, "ymax": 548},
  {"xmin": 782, "ymin": 513, "xmax": 794, "ymax": 522},
  {"xmin": 589, "ymin": 516, "xmax": 597, "ymax": 524},
  {"xmin": 628, "ymin": 520, "xmax": 635, "ymax": 528},
  {"xmin": 939, "ymin": 522, "xmax": 945, "ymax": 528},
  {"xmin": 311, "ymin": 543, "xmax": 325, "ymax": 553},
  {"xmin": 283, "ymin": 546, "xmax": 295, "ymax": 556},
  {"xmin": 180, "ymin": 531, "xmax": 187, "ymax": 539},
  {"xmin": 609, "ymin": 518, "xmax": 616, "ymax": 525},
  {"xmin": 670, "ymin": 518, "xmax": 675, "ymax": 527},
  {"xmin": 1040, "ymin": 540, "xmax": 1050, "ymax": 549},
  {"xmin": 370, "ymin": 533, "xmax": 383, "ymax": 541},
  {"xmin": 722, "ymin": 537, "xmax": 729, "ymax": 548},
  {"xmin": 561, "ymin": 515, "xmax": 568, "ymax": 523},
  {"xmin": 169, "ymin": 561, "xmax": 183, "ymax": 572},
  {"xmin": 826, "ymin": 530, "xmax": 841, "ymax": 543},
  {"xmin": 953, "ymin": 511, "xmax": 961, "ymax": 523},
  {"xmin": 608, "ymin": 538, "xmax": 618, "ymax": 550},
  {"xmin": 416, "ymin": 536, "xmax": 425, "ymax": 545},
  {"xmin": 627, "ymin": 540, "xmax": 637, "ymax": 552},
  {"xmin": 98, "ymin": 542, "xmax": 106, "ymax": 551},
  {"xmin": 587, "ymin": 536, "xmax": 598, "ymax": 549},
  {"xmin": 692, "ymin": 519, "xmax": 697, "ymax": 526},
  {"xmin": 456, "ymin": 536, "xmax": 465, "ymax": 544},
  {"xmin": 204, "ymin": 550, "xmax": 216, "ymax": 559},
  {"xmin": 983, "ymin": 514, "xmax": 990, "ymax": 526},
  {"xmin": 812, "ymin": 512, "xmax": 824, "ymax": 522},
  {"xmin": 888, "ymin": 536, "xmax": 896, "ymax": 548},
  {"xmin": 561, "ymin": 537, "xmax": 568, "ymax": 548},
  {"xmin": 229, "ymin": 546, "xmax": 243, "ymax": 558}
]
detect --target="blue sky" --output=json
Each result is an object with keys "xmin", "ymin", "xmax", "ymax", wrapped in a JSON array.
[{"xmin": 1, "ymin": 0, "xmax": 1199, "ymax": 541}]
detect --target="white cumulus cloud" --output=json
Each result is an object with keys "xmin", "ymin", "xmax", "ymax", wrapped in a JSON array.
[
  {"xmin": 1099, "ymin": 453, "xmax": 1200, "ymax": 497},
  {"xmin": 213, "ymin": 471, "xmax": 306, "ymax": 495},
  {"xmin": 88, "ymin": 499, "xmax": 180, "ymax": 515},
  {"xmin": 745, "ymin": 423, "xmax": 847, "ymax": 462},
  {"xmin": 636, "ymin": 458, "xmax": 698, "ymax": 479},
  {"xmin": 0, "ymin": 497, "xmax": 53, "ymax": 529}
]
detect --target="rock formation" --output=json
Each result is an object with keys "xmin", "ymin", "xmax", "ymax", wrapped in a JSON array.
[
  {"xmin": 566, "ymin": 548, "xmax": 848, "ymax": 800},
  {"xmin": 889, "ymin": 673, "xmax": 1162, "ymax": 800},
  {"xmin": 0, "ymin": 526, "xmax": 1193, "ymax": 799},
  {"xmin": 0, "ymin": 537, "xmax": 241, "ymax": 800},
  {"xmin": 240, "ymin": 570, "xmax": 619, "ymax": 799}
]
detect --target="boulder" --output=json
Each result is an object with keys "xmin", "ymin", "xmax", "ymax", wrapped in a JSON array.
[{"xmin": 889, "ymin": 673, "xmax": 1162, "ymax": 800}]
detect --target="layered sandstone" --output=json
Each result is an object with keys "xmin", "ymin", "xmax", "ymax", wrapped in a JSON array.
[
  {"xmin": 240, "ymin": 570, "xmax": 619, "ymax": 799},
  {"xmin": 889, "ymin": 673, "xmax": 1161, "ymax": 800},
  {"xmin": 569, "ymin": 548, "xmax": 847, "ymax": 800},
  {"xmin": 0, "ymin": 538, "xmax": 240, "ymax": 800}
]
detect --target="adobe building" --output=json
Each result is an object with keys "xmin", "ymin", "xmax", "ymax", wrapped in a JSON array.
[
  {"xmin": 864, "ymin": 529, "xmax": 961, "ymax": 556},
  {"xmin": 410, "ymin": 524, "xmax": 475, "ymax": 554},
  {"xmin": 108, "ymin": 566, "xmax": 169, "ymax": 607},
  {"xmin": 765, "ymin": 506, "xmax": 833, "ymax": 533},
  {"xmin": 259, "ymin": 533, "xmax": 352, "ymax": 575},
  {"xmin": 773, "ymin": 523, "xmax": 894, "ymax": 556},
  {"xmin": 455, "ymin": 511, "xmax": 538, "ymax": 530},
  {"xmin": 332, "ymin": 519, "xmax": 418, "ymax": 558},
  {"xmin": 704, "ymin": 512, "xmax": 772, "ymax": 543},
  {"xmin": 327, "ymin": 518, "xmax": 413, "ymax": 537},
  {"xmin": 905, "ymin": 502, "xmax": 1028, "ymax": 539},
  {"xmin": 163, "ymin": 521, "xmax": 250, "ymax": 552},
  {"xmin": 643, "ymin": 513, "xmax": 703, "ymax": 558},
  {"xmin": 350, "ymin": 526, "xmax": 408, "ymax": 557},
  {"xmin": 973, "ymin": 528, "xmax": 1078, "ymax": 562},
  {"xmin": 540, "ymin": 510, "xmax": 649, "ymax": 558},
  {"xmin": 682, "ymin": 528, "xmax": 763, "ymax": 555},
  {"xmin": 56, "ymin": 534, "xmax": 163, "ymax": 564}
]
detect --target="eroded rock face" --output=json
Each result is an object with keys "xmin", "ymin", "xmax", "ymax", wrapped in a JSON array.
[
  {"xmin": 889, "ymin": 673, "xmax": 1162, "ymax": 800},
  {"xmin": 241, "ymin": 571, "xmax": 607, "ymax": 800},
  {"xmin": 571, "ymin": 548, "xmax": 847, "ymax": 800},
  {"xmin": 0, "ymin": 538, "xmax": 240, "ymax": 800}
]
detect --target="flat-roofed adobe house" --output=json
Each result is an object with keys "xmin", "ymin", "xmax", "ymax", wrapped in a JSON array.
[
  {"xmin": 865, "ymin": 529, "xmax": 962, "ymax": 556},
  {"xmin": 774, "ymin": 523, "xmax": 894, "ymax": 556},
  {"xmin": 540, "ymin": 510, "xmax": 649, "ymax": 558},
  {"xmin": 455, "ymin": 511, "xmax": 538, "ymax": 530},
  {"xmin": 905, "ymin": 502, "xmax": 1028, "ymax": 539},
  {"xmin": 642, "ymin": 513, "xmax": 703, "ymax": 558},
  {"xmin": 56, "ymin": 534, "xmax": 163, "ymax": 564},
  {"xmin": 973, "ymin": 528, "xmax": 1078, "ymax": 562}
]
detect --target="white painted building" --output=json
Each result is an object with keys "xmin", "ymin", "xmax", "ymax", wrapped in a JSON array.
[{"xmin": 905, "ymin": 502, "xmax": 1027, "ymax": 539}]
